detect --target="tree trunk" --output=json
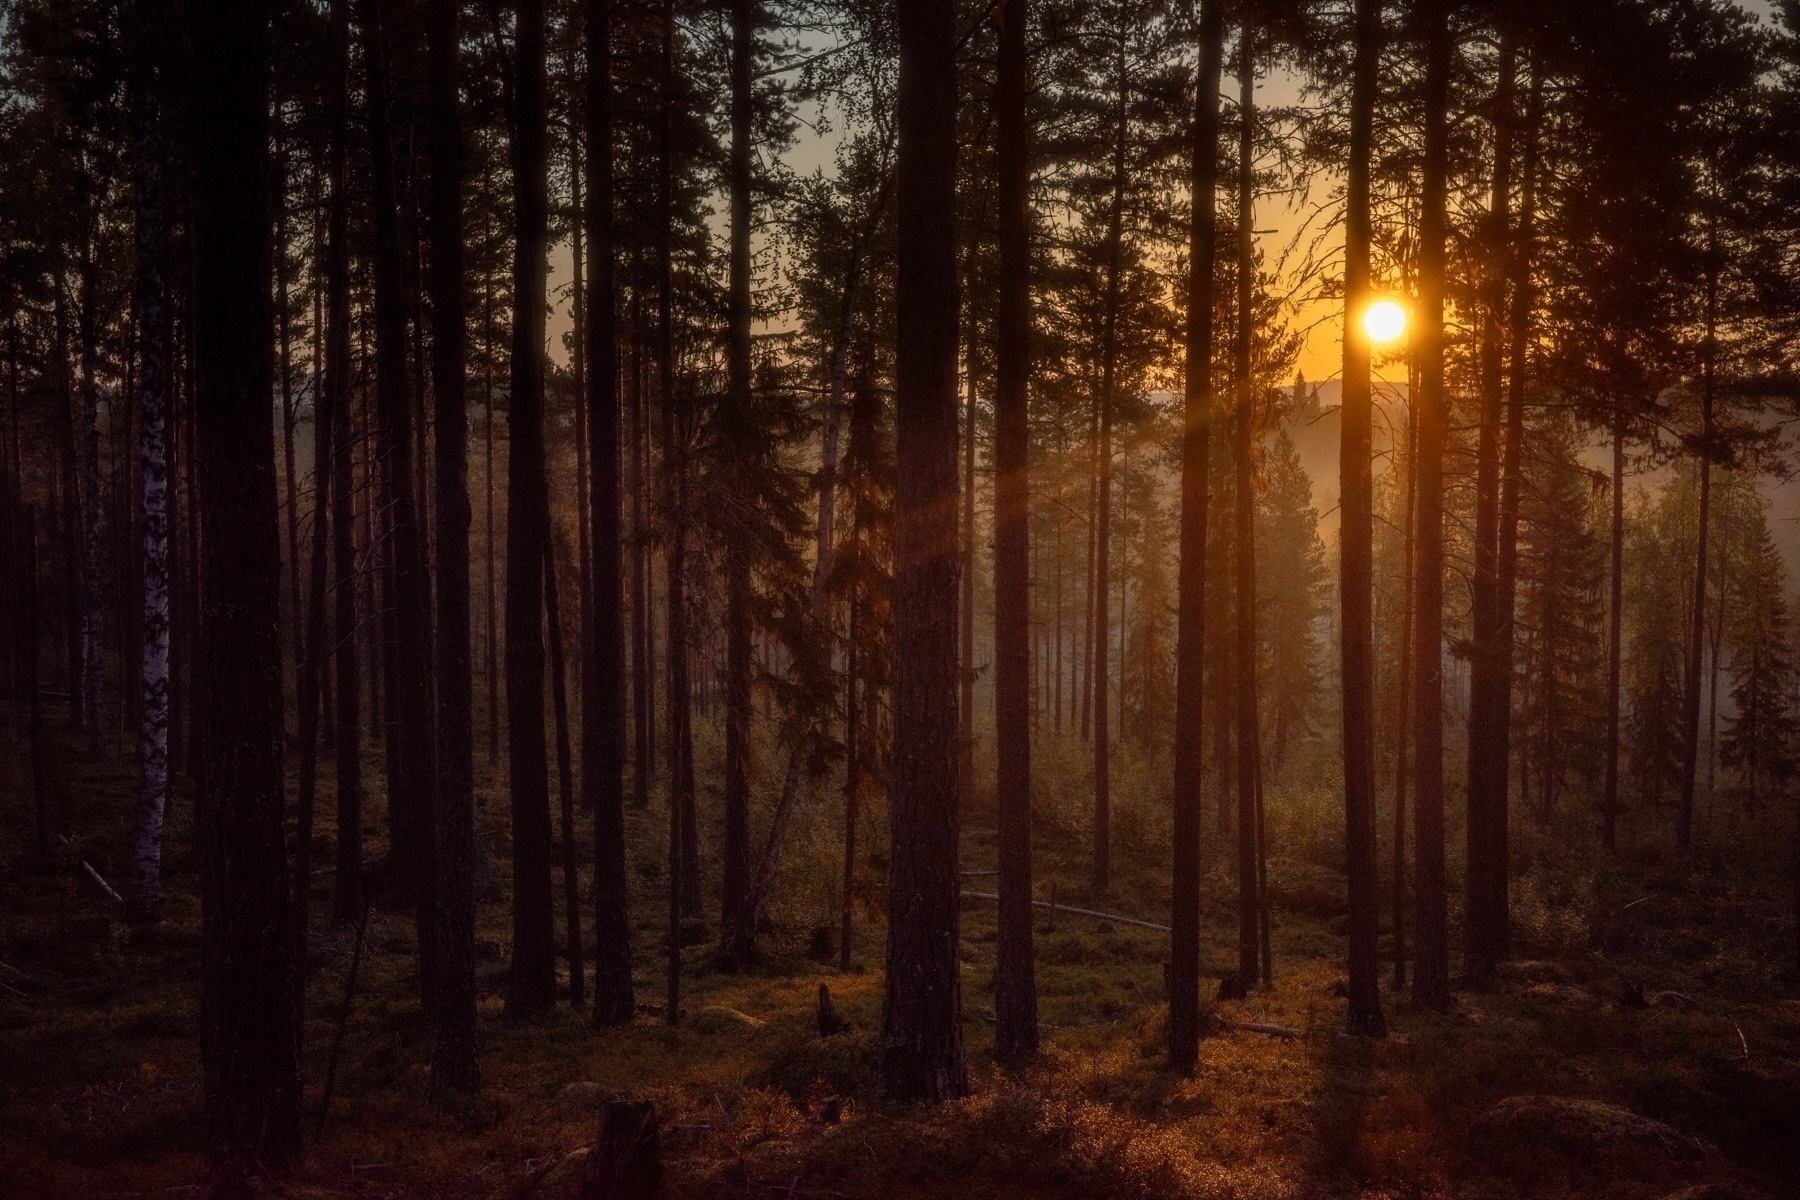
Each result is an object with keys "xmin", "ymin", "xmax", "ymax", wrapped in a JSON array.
[
  {"xmin": 1391, "ymin": 391, "xmax": 1415, "ymax": 993},
  {"xmin": 1410, "ymin": 0, "xmax": 1452, "ymax": 1014},
  {"xmin": 1464, "ymin": 33, "xmax": 1514, "ymax": 989},
  {"xmin": 883, "ymin": 0, "xmax": 968, "ymax": 1103},
  {"xmin": 1090, "ymin": 27, "xmax": 1126, "ymax": 895},
  {"xmin": 325, "ymin": 0, "xmax": 362, "ymax": 927},
  {"xmin": 840, "ymin": 597, "xmax": 860, "ymax": 974},
  {"xmin": 1232, "ymin": 20, "xmax": 1261, "ymax": 993},
  {"xmin": 585, "ymin": 0, "xmax": 635, "ymax": 1024},
  {"xmin": 654, "ymin": 0, "xmax": 700, "ymax": 920},
  {"xmin": 424, "ymin": 0, "xmax": 478, "ymax": 1094},
  {"xmin": 991, "ymin": 0, "xmax": 1037, "ymax": 1064},
  {"xmin": 191, "ymin": 0, "xmax": 303, "ymax": 1174},
  {"xmin": 1169, "ymin": 0, "xmax": 1223, "ymax": 1074},
  {"xmin": 128, "ymin": 21, "xmax": 171, "ymax": 920},
  {"xmin": 77, "ymin": 245, "xmax": 105, "ymax": 750},
  {"xmin": 717, "ymin": 0, "xmax": 756, "ymax": 971},
  {"xmin": 506, "ymin": 0, "xmax": 557, "ymax": 1015},
  {"xmin": 1603, "ymin": 407, "xmax": 1624, "ymax": 851},
  {"xmin": 1678, "ymin": 208, "xmax": 1720, "ymax": 852},
  {"xmin": 1487, "ymin": 59, "xmax": 1541, "ymax": 953},
  {"xmin": 1346, "ymin": 0, "xmax": 1382, "ymax": 1036},
  {"xmin": 361, "ymin": 0, "xmax": 437, "ymax": 1007},
  {"xmin": 546, "ymin": 540, "xmax": 585, "ymax": 1008}
]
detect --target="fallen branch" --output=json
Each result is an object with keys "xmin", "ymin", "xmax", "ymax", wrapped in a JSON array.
[
  {"xmin": 1607, "ymin": 894, "xmax": 1663, "ymax": 919},
  {"xmin": 1223, "ymin": 1020, "xmax": 1303, "ymax": 1040},
  {"xmin": 960, "ymin": 891, "xmax": 1170, "ymax": 933},
  {"xmin": 57, "ymin": 836, "xmax": 123, "ymax": 905}
]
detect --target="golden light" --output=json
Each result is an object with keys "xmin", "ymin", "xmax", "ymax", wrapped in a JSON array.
[{"xmin": 1362, "ymin": 298, "xmax": 1408, "ymax": 345}]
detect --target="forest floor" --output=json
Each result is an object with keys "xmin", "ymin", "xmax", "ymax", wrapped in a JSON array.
[{"xmin": 4, "ymin": 724, "xmax": 1800, "ymax": 1200}]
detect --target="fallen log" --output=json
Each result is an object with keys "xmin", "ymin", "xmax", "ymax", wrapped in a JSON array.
[
  {"xmin": 1224, "ymin": 1020, "xmax": 1303, "ymax": 1040},
  {"xmin": 960, "ymin": 891, "xmax": 1170, "ymax": 933}
]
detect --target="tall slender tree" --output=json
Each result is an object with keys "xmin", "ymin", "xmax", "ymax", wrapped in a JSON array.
[
  {"xmin": 1411, "ymin": 0, "xmax": 1452, "ymax": 1014},
  {"xmin": 991, "ymin": 0, "xmax": 1037, "ymax": 1065},
  {"xmin": 506, "ymin": 0, "xmax": 558, "ymax": 1015},
  {"xmin": 360, "ymin": 0, "xmax": 437, "ymax": 1002},
  {"xmin": 427, "ymin": 0, "xmax": 479, "ymax": 1093},
  {"xmin": 325, "ymin": 0, "xmax": 362, "ymax": 927},
  {"xmin": 1232, "ymin": 15, "xmax": 1261, "ymax": 992},
  {"xmin": 883, "ymin": 0, "xmax": 968, "ymax": 1104},
  {"xmin": 127, "ymin": 0, "xmax": 170, "ymax": 922},
  {"xmin": 1339, "ymin": 0, "xmax": 1387, "ymax": 1036},
  {"xmin": 1464, "ymin": 32, "xmax": 1516, "ymax": 988},
  {"xmin": 1169, "ymin": 0, "xmax": 1224, "ymax": 1073},
  {"xmin": 587, "ymin": 0, "xmax": 635, "ymax": 1025},
  {"xmin": 190, "ymin": 0, "xmax": 302, "ymax": 1176}
]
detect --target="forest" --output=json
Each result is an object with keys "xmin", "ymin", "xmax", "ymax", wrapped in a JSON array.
[{"xmin": 4, "ymin": 0, "xmax": 1800, "ymax": 1195}]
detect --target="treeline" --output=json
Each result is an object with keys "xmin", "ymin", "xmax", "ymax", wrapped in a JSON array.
[{"xmin": 1, "ymin": 0, "xmax": 1798, "ymax": 1186}]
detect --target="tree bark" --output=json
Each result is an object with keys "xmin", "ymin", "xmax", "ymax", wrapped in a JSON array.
[
  {"xmin": 1678, "ymin": 206, "xmax": 1721, "ymax": 852},
  {"xmin": 506, "ymin": 0, "xmax": 557, "ymax": 1015},
  {"xmin": 128, "ymin": 16, "xmax": 171, "ymax": 920},
  {"xmin": 191, "ymin": 0, "xmax": 303, "ymax": 1174},
  {"xmin": 1169, "ymin": 0, "xmax": 1223, "ymax": 1074},
  {"xmin": 546, "ymin": 540, "xmax": 585, "ymax": 1008},
  {"xmin": 1338, "ymin": 0, "xmax": 1392, "ymax": 1024},
  {"xmin": 717, "ymin": 0, "xmax": 757, "ymax": 971},
  {"xmin": 1485, "ymin": 57, "xmax": 1541, "ymax": 960},
  {"xmin": 992, "ymin": 0, "xmax": 1037, "ymax": 1064},
  {"xmin": 325, "ymin": 0, "xmax": 362, "ymax": 927},
  {"xmin": 77, "ymin": 244, "xmax": 105, "ymax": 750},
  {"xmin": 1232, "ymin": 19, "xmax": 1261, "ymax": 992},
  {"xmin": 1090, "ymin": 26, "xmax": 1126, "ymax": 895},
  {"xmin": 425, "ymin": 0, "xmax": 479, "ymax": 1093},
  {"xmin": 361, "ymin": 0, "xmax": 438, "ymax": 1008},
  {"xmin": 1464, "ymin": 33, "xmax": 1515, "ymax": 989},
  {"xmin": 585, "ymin": 0, "xmax": 635, "ymax": 1023},
  {"xmin": 1411, "ymin": 0, "xmax": 1452, "ymax": 1014},
  {"xmin": 883, "ymin": 0, "xmax": 968, "ymax": 1103},
  {"xmin": 1603, "ymin": 408, "xmax": 1624, "ymax": 851}
]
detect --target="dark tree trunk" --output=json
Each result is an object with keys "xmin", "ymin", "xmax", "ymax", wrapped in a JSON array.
[
  {"xmin": 361, "ymin": 0, "xmax": 438, "ymax": 1008},
  {"xmin": 506, "ymin": 0, "xmax": 557, "ymax": 1015},
  {"xmin": 1169, "ymin": 0, "xmax": 1223, "ymax": 1074},
  {"xmin": 1342, "ymin": 0, "xmax": 1387, "ymax": 1032},
  {"xmin": 1603, "ymin": 409, "xmax": 1624, "ymax": 851},
  {"xmin": 655, "ymin": 0, "xmax": 700, "ymax": 921},
  {"xmin": 1411, "ymin": 0, "xmax": 1452, "ymax": 1014},
  {"xmin": 840, "ymin": 597, "xmax": 860, "ymax": 974},
  {"xmin": 716, "ymin": 0, "xmax": 756, "ymax": 971},
  {"xmin": 1232, "ymin": 21, "xmax": 1261, "ymax": 993},
  {"xmin": 1464, "ymin": 35, "xmax": 1515, "ymax": 989},
  {"xmin": 425, "ymin": 0, "xmax": 478, "ymax": 1094},
  {"xmin": 1392, "ymin": 393, "xmax": 1416, "ymax": 993},
  {"xmin": 546, "ymin": 541, "xmax": 584, "ymax": 1008},
  {"xmin": 1091, "ymin": 28, "xmax": 1126, "ymax": 895},
  {"xmin": 1485, "ymin": 59, "xmax": 1541, "ymax": 964},
  {"xmin": 585, "ymin": 0, "xmax": 634, "ymax": 1023},
  {"xmin": 326, "ymin": 0, "xmax": 362, "ymax": 924},
  {"xmin": 1678, "ymin": 211, "xmax": 1720, "ymax": 853},
  {"xmin": 127, "ymin": 9, "xmax": 172, "ymax": 920},
  {"xmin": 191, "ymin": 0, "xmax": 303, "ymax": 1176},
  {"xmin": 991, "ymin": 0, "xmax": 1037, "ymax": 1064},
  {"xmin": 882, "ymin": 0, "xmax": 968, "ymax": 1103}
]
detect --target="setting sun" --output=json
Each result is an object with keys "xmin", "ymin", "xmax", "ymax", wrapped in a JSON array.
[{"xmin": 1362, "ymin": 298, "xmax": 1408, "ymax": 345}]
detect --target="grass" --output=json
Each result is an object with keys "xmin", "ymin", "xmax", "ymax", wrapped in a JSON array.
[{"xmin": 2, "ymin": 718, "xmax": 1798, "ymax": 1198}]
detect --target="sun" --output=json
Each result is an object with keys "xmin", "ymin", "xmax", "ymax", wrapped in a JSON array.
[{"xmin": 1362, "ymin": 298, "xmax": 1408, "ymax": 345}]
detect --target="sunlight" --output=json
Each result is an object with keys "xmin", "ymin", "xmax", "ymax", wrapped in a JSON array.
[{"xmin": 1362, "ymin": 298, "xmax": 1408, "ymax": 345}]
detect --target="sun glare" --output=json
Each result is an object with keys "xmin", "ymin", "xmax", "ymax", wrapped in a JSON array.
[{"xmin": 1362, "ymin": 298, "xmax": 1408, "ymax": 345}]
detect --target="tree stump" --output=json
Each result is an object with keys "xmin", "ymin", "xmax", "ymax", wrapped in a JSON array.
[
  {"xmin": 817, "ymin": 983, "xmax": 849, "ymax": 1036},
  {"xmin": 578, "ymin": 1100, "xmax": 661, "ymax": 1200}
]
